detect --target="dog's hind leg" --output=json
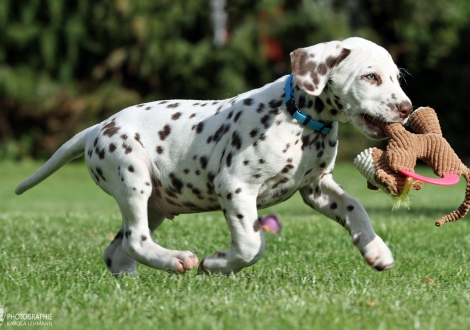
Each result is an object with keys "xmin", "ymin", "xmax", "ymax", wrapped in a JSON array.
[
  {"xmin": 112, "ymin": 171, "xmax": 198, "ymax": 273},
  {"xmin": 198, "ymin": 182, "xmax": 266, "ymax": 275},
  {"xmin": 299, "ymin": 172, "xmax": 394, "ymax": 271},
  {"xmin": 103, "ymin": 207, "xmax": 166, "ymax": 276},
  {"xmin": 103, "ymin": 227, "xmax": 134, "ymax": 276}
]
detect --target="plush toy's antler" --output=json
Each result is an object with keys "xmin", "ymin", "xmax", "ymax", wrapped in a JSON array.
[{"xmin": 354, "ymin": 107, "xmax": 470, "ymax": 226}]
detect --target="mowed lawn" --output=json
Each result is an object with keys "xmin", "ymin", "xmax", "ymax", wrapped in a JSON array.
[{"xmin": 0, "ymin": 161, "xmax": 469, "ymax": 330}]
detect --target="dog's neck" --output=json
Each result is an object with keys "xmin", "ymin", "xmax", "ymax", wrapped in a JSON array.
[{"xmin": 290, "ymin": 79, "xmax": 346, "ymax": 124}]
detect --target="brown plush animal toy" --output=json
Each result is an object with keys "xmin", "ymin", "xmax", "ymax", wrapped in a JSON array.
[{"xmin": 354, "ymin": 107, "xmax": 470, "ymax": 227}]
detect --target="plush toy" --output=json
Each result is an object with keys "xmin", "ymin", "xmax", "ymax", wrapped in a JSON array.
[{"xmin": 354, "ymin": 107, "xmax": 470, "ymax": 227}]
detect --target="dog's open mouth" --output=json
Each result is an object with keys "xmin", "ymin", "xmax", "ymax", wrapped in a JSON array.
[{"xmin": 363, "ymin": 114, "xmax": 386, "ymax": 138}]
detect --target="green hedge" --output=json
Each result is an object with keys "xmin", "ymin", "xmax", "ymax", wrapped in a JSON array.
[{"xmin": 1, "ymin": 0, "xmax": 470, "ymax": 160}]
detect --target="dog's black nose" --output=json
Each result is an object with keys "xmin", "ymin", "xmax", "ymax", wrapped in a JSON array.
[{"xmin": 398, "ymin": 101, "xmax": 413, "ymax": 119}]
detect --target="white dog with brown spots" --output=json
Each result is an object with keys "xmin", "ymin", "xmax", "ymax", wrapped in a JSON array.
[{"xmin": 16, "ymin": 37, "xmax": 412, "ymax": 276}]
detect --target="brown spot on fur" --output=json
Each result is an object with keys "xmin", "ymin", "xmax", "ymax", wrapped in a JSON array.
[
  {"xmin": 314, "ymin": 186, "xmax": 321, "ymax": 199},
  {"xmin": 292, "ymin": 49, "xmax": 317, "ymax": 78},
  {"xmin": 167, "ymin": 103, "xmax": 179, "ymax": 108},
  {"xmin": 102, "ymin": 119, "xmax": 120, "ymax": 137},
  {"xmin": 281, "ymin": 164, "xmax": 294, "ymax": 173},
  {"xmin": 234, "ymin": 111, "xmax": 243, "ymax": 122},
  {"xmin": 297, "ymin": 96, "xmax": 306, "ymax": 109},
  {"xmin": 196, "ymin": 122, "xmax": 204, "ymax": 134},
  {"xmin": 336, "ymin": 48, "xmax": 351, "ymax": 65},
  {"xmin": 96, "ymin": 167, "xmax": 106, "ymax": 181},
  {"xmin": 134, "ymin": 133, "xmax": 143, "ymax": 147},
  {"xmin": 200, "ymin": 156, "xmax": 208, "ymax": 169},
  {"xmin": 243, "ymin": 98, "xmax": 253, "ymax": 106},
  {"xmin": 122, "ymin": 144, "xmax": 132, "ymax": 154},
  {"xmin": 158, "ymin": 125, "xmax": 171, "ymax": 140},
  {"xmin": 304, "ymin": 83, "xmax": 315, "ymax": 92},
  {"xmin": 253, "ymin": 219, "xmax": 261, "ymax": 232},
  {"xmin": 97, "ymin": 148, "xmax": 105, "ymax": 159},
  {"xmin": 269, "ymin": 99, "xmax": 283, "ymax": 109},
  {"xmin": 171, "ymin": 112, "xmax": 182, "ymax": 120},
  {"xmin": 315, "ymin": 97, "xmax": 325, "ymax": 114},
  {"xmin": 317, "ymin": 63, "xmax": 327, "ymax": 75}
]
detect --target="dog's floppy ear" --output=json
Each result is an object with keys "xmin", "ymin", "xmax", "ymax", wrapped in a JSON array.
[{"xmin": 290, "ymin": 41, "xmax": 351, "ymax": 96}]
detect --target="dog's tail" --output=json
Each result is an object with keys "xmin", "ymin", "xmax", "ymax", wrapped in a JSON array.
[{"xmin": 15, "ymin": 125, "xmax": 97, "ymax": 195}]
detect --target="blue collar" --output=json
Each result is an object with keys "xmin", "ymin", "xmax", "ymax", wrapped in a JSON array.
[{"xmin": 284, "ymin": 73, "xmax": 332, "ymax": 135}]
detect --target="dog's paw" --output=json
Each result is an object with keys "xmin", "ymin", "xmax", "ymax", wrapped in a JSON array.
[
  {"xmin": 169, "ymin": 251, "xmax": 199, "ymax": 274},
  {"xmin": 360, "ymin": 235, "xmax": 394, "ymax": 271},
  {"xmin": 197, "ymin": 251, "xmax": 240, "ymax": 275}
]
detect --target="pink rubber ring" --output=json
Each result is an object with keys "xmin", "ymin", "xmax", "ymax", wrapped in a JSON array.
[{"xmin": 399, "ymin": 169, "xmax": 460, "ymax": 186}]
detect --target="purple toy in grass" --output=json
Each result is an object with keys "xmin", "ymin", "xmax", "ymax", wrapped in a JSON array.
[{"xmin": 258, "ymin": 214, "xmax": 281, "ymax": 234}]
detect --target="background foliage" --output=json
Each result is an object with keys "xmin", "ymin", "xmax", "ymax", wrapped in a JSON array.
[{"xmin": 1, "ymin": 0, "xmax": 470, "ymax": 160}]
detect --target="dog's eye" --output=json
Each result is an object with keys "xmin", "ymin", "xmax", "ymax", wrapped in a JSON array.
[{"xmin": 364, "ymin": 73, "xmax": 377, "ymax": 81}]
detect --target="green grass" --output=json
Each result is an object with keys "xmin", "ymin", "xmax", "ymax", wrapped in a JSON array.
[{"xmin": 0, "ymin": 161, "xmax": 469, "ymax": 330}]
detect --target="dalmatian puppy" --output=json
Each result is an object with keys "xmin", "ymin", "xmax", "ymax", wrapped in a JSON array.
[{"xmin": 16, "ymin": 37, "xmax": 412, "ymax": 276}]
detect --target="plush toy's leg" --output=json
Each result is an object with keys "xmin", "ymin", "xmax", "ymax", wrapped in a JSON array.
[
  {"xmin": 299, "ymin": 172, "xmax": 394, "ymax": 271},
  {"xmin": 436, "ymin": 166, "xmax": 470, "ymax": 226}
]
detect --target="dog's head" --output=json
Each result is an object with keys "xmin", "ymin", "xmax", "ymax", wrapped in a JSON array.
[{"xmin": 290, "ymin": 37, "xmax": 412, "ymax": 139}]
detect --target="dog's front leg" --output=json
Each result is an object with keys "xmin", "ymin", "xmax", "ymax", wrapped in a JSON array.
[
  {"xmin": 198, "ymin": 182, "xmax": 266, "ymax": 275},
  {"xmin": 299, "ymin": 172, "xmax": 394, "ymax": 271}
]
